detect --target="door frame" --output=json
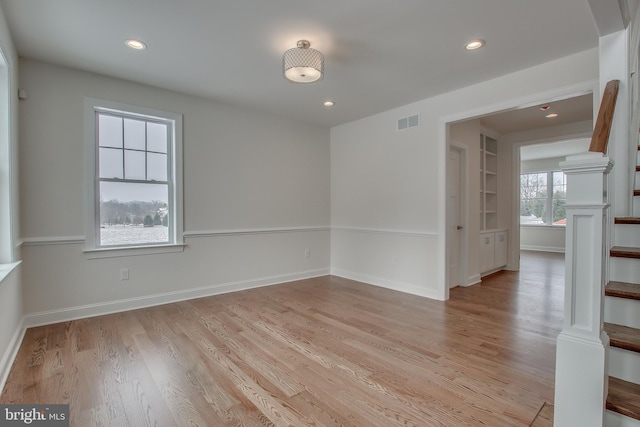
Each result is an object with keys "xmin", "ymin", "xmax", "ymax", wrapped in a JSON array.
[
  {"xmin": 447, "ymin": 142, "xmax": 468, "ymax": 290},
  {"xmin": 438, "ymin": 80, "xmax": 598, "ymax": 300}
]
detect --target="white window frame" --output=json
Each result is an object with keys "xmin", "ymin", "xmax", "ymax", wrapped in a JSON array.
[
  {"xmin": 0, "ymin": 47, "xmax": 15, "ymax": 267},
  {"xmin": 520, "ymin": 169, "xmax": 567, "ymax": 227},
  {"xmin": 84, "ymin": 98, "xmax": 184, "ymax": 258}
]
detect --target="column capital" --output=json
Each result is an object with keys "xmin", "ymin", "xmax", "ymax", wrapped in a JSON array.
[{"xmin": 560, "ymin": 152, "xmax": 614, "ymax": 175}]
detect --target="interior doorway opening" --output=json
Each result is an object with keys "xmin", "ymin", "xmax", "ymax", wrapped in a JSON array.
[{"xmin": 445, "ymin": 91, "xmax": 593, "ymax": 294}]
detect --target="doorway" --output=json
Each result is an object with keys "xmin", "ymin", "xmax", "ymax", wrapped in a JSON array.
[
  {"xmin": 447, "ymin": 144, "xmax": 466, "ymax": 288},
  {"xmin": 444, "ymin": 90, "xmax": 594, "ymax": 292}
]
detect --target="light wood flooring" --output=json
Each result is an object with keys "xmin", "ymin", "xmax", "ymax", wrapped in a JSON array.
[{"xmin": 1, "ymin": 251, "xmax": 564, "ymax": 426}]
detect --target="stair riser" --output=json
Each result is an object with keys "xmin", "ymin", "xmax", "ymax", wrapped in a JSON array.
[
  {"xmin": 609, "ymin": 347, "xmax": 640, "ymax": 384},
  {"xmin": 633, "ymin": 197, "xmax": 640, "ymax": 217},
  {"xmin": 606, "ymin": 410, "xmax": 640, "ymax": 427},
  {"xmin": 605, "ymin": 296, "xmax": 640, "ymax": 329},
  {"xmin": 614, "ymin": 224, "xmax": 640, "ymax": 247},
  {"xmin": 609, "ymin": 257, "xmax": 640, "ymax": 284}
]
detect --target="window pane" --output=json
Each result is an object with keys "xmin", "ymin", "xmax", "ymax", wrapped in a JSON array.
[
  {"xmin": 147, "ymin": 122, "xmax": 167, "ymax": 153},
  {"xmin": 99, "ymin": 181, "xmax": 169, "ymax": 246},
  {"xmin": 520, "ymin": 172, "xmax": 547, "ymax": 225},
  {"xmin": 147, "ymin": 152, "xmax": 167, "ymax": 181},
  {"xmin": 125, "ymin": 149, "xmax": 145, "ymax": 180},
  {"xmin": 98, "ymin": 114, "xmax": 123, "ymax": 148},
  {"xmin": 99, "ymin": 147, "xmax": 123, "ymax": 179},
  {"xmin": 552, "ymin": 171, "xmax": 567, "ymax": 225},
  {"xmin": 124, "ymin": 118, "xmax": 146, "ymax": 150}
]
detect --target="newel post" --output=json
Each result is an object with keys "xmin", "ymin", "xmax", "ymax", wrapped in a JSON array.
[{"xmin": 554, "ymin": 152, "xmax": 613, "ymax": 426}]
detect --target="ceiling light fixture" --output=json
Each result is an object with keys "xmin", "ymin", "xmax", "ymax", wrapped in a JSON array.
[
  {"xmin": 465, "ymin": 39, "xmax": 485, "ymax": 50},
  {"xmin": 539, "ymin": 105, "xmax": 550, "ymax": 111},
  {"xmin": 323, "ymin": 100, "xmax": 335, "ymax": 107},
  {"xmin": 546, "ymin": 113, "xmax": 559, "ymax": 118},
  {"xmin": 283, "ymin": 40, "xmax": 324, "ymax": 83},
  {"xmin": 126, "ymin": 39, "xmax": 147, "ymax": 50}
]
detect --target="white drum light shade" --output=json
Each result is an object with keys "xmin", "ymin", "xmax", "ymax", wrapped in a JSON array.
[{"xmin": 283, "ymin": 40, "xmax": 324, "ymax": 83}]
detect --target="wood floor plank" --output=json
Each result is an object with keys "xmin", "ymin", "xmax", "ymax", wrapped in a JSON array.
[{"xmin": 1, "ymin": 251, "xmax": 563, "ymax": 426}]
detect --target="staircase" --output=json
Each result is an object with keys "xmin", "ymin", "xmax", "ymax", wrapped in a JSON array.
[{"xmin": 603, "ymin": 150, "xmax": 640, "ymax": 424}]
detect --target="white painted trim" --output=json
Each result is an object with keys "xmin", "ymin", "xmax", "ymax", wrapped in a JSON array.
[
  {"xmin": 184, "ymin": 226, "xmax": 330, "ymax": 238},
  {"xmin": 19, "ymin": 227, "xmax": 332, "ymax": 247},
  {"xmin": 0, "ymin": 316, "xmax": 25, "ymax": 394},
  {"xmin": 84, "ymin": 243, "xmax": 186, "ymax": 259},
  {"xmin": 463, "ymin": 274, "xmax": 482, "ymax": 287},
  {"xmin": 23, "ymin": 268, "xmax": 330, "ymax": 328},
  {"xmin": 21, "ymin": 236, "xmax": 85, "ymax": 246},
  {"xmin": 520, "ymin": 225, "xmax": 567, "ymax": 230},
  {"xmin": 331, "ymin": 268, "xmax": 442, "ymax": 301},
  {"xmin": 0, "ymin": 260, "xmax": 20, "ymax": 287},
  {"xmin": 331, "ymin": 226, "xmax": 438, "ymax": 238},
  {"xmin": 520, "ymin": 245, "xmax": 565, "ymax": 253}
]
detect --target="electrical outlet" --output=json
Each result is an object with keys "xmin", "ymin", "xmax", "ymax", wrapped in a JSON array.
[{"xmin": 120, "ymin": 268, "xmax": 129, "ymax": 281}]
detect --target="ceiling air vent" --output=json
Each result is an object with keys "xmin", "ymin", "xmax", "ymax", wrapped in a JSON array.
[{"xmin": 397, "ymin": 114, "xmax": 420, "ymax": 131}]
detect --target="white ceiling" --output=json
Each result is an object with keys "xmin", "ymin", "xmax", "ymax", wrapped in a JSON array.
[
  {"xmin": 0, "ymin": 0, "xmax": 599, "ymax": 128},
  {"xmin": 479, "ymin": 93, "xmax": 594, "ymax": 135},
  {"xmin": 521, "ymin": 138, "xmax": 591, "ymax": 161}
]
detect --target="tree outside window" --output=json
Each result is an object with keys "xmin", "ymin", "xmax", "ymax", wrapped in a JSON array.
[{"xmin": 520, "ymin": 171, "xmax": 566, "ymax": 226}]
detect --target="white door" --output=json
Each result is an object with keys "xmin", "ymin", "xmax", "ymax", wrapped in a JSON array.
[{"xmin": 447, "ymin": 147, "xmax": 464, "ymax": 288}]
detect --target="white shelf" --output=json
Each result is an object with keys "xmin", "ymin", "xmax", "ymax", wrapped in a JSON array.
[{"xmin": 480, "ymin": 134, "xmax": 498, "ymax": 231}]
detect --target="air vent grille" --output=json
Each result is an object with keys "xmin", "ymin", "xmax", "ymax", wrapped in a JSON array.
[{"xmin": 397, "ymin": 114, "xmax": 420, "ymax": 131}]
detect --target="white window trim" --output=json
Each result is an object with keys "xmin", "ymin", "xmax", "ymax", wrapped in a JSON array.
[
  {"xmin": 520, "ymin": 169, "xmax": 566, "ymax": 227},
  {"xmin": 83, "ymin": 98, "xmax": 184, "ymax": 258},
  {"xmin": 0, "ymin": 47, "xmax": 14, "ymax": 264}
]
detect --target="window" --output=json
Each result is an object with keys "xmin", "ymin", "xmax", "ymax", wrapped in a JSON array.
[
  {"xmin": 0, "ymin": 48, "xmax": 13, "ymax": 264},
  {"xmin": 520, "ymin": 171, "xmax": 566, "ymax": 226},
  {"xmin": 85, "ymin": 99, "xmax": 183, "ymax": 255}
]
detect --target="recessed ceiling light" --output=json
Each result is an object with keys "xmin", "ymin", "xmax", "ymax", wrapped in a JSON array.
[
  {"xmin": 546, "ymin": 113, "xmax": 559, "ymax": 118},
  {"xmin": 126, "ymin": 39, "xmax": 147, "ymax": 50},
  {"xmin": 465, "ymin": 39, "xmax": 485, "ymax": 50},
  {"xmin": 323, "ymin": 100, "xmax": 335, "ymax": 107}
]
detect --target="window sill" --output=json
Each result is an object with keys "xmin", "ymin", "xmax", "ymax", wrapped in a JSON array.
[
  {"xmin": 520, "ymin": 224, "xmax": 566, "ymax": 229},
  {"xmin": 84, "ymin": 243, "xmax": 186, "ymax": 259},
  {"xmin": 0, "ymin": 261, "xmax": 22, "ymax": 285}
]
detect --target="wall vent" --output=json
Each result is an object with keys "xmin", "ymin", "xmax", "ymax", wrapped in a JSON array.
[{"xmin": 397, "ymin": 114, "xmax": 420, "ymax": 131}]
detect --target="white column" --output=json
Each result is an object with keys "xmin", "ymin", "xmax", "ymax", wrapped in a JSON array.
[{"xmin": 554, "ymin": 152, "xmax": 613, "ymax": 427}]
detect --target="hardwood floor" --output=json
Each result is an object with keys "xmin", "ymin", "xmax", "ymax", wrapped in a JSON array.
[{"xmin": 1, "ymin": 251, "xmax": 564, "ymax": 426}]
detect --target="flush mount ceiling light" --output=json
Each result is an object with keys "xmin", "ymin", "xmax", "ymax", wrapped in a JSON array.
[
  {"xmin": 125, "ymin": 39, "xmax": 147, "ymax": 50},
  {"xmin": 323, "ymin": 100, "xmax": 335, "ymax": 107},
  {"xmin": 546, "ymin": 113, "xmax": 559, "ymax": 118},
  {"xmin": 465, "ymin": 39, "xmax": 485, "ymax": 50},
  {"xmin": 283, "ymin": 40, "xmax": 324, "ymax": 83}
]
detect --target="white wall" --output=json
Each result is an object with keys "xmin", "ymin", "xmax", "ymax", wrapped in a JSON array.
[
  {"xmin": 331, "ymin": 48, "xmax": 599, "ymax": 300},
  {"xmin": 19, "ymin": 59, "xmax": 330, "ymax": 323},
  {"xmin": 449, "ymin": 119, "xmax": 482, "ymax": 285},
  {"xmin": 0, "ymin": 3, "xmax": 23, "ymax": 390}
]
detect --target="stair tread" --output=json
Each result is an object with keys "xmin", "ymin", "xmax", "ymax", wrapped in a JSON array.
[
  {"xmin": 607, "ymin": 377, "xmax": 640, "ymax": 421},
  {"xmin": 610, "ymin": 246, "xmax": 640, "ymax": 258},
  {"xmin": 604, "ymin": 323, "xmax": 640, "ymax": 353},
  {"xmin": 606, "ymin": 281, "xmax": 640, "ymax": 300},
  {"xmin": 615, "ymin": 217, "xmax": 640, "ymax": 224},
  {"xmin": 635, "ymin": 190, "xmax": 640, "ymax": 196}
]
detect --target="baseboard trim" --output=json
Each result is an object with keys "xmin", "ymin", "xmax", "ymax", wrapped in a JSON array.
[
  {"xmin": 24, "ymin": 269, "xmax": 330, "ymax": 328},
  {"xmin": 0, "ymin": 317, "xmax": 26, "ymax": 394},
  {"xmin": 330, "ymin": 268, "xmax": 442, "ymax": 301},
  {"xmin": 463, "ymin": 274, "xmax": 482, "ymax": 287},
  {"xmin": 520, "ymin": 245, "xmax": 565, "ymax": 253}
]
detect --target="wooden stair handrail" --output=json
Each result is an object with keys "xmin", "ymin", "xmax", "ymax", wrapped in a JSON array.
[{"xmin": 589, "ymin": 79, "xmax": 620, "ymax": 153}]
